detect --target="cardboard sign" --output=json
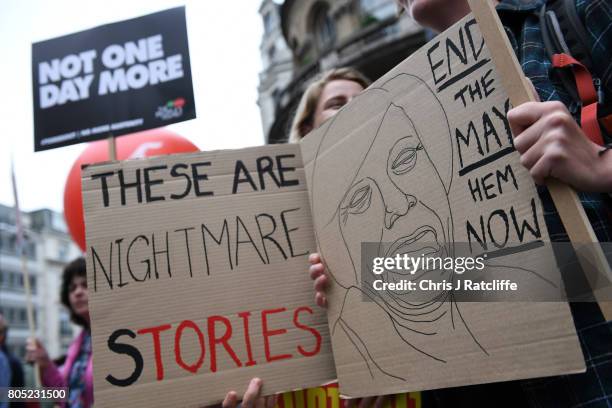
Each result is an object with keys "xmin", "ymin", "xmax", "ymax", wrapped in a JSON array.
[
  {"xmin": 300, "ymin": 13, "xmax": 585, "ymax": 397},
  {"xmin": 81, "ymin": 145, "xmax": 335, "ymax": 407},
  {"xmin": 32, "ymin": 7, "xmax": 195, "ymax": 151}
]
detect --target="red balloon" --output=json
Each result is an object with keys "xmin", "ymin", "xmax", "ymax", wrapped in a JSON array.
[{"xmin": 64, "ymin": 128, "xmax": 199, "ymax": 252}]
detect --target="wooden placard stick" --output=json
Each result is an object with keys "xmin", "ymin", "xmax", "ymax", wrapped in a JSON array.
[
  {"xmin": 468, "ymin": 0, "xmax": 612, "ymax": 320},
  {"xmin": 10, "ymin": 160, "xmax": 41, "ymax": 386},
  {"xmin": 107, "ymin": 134, "xmax": 117, "ymax": 161},
  {"xmin": 20, "ymin": 254, "xmax": 41, "ymax": 387}
]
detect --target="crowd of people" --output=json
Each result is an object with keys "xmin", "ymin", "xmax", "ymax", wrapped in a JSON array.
[
  {"xmin": 2, "ymin": 0, "xmax": 610, "ymax": 407},
  {"xmin": 0, "ymin": 313, "xmax": 24, "ymax": 408}
]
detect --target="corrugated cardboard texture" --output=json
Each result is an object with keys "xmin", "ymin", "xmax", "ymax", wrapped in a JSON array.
[
  {"xmin": 301, "ymin": 13, "xmax": 585, "ymax": 397},
  {"xmin": 82, "ymin": 144, "xmax": 336, "ymax": 407}
]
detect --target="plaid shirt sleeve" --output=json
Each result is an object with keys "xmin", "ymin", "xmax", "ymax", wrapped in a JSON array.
[{"xmin": 576, "ymin": 0, "xmax": 612, "ymax": 98}]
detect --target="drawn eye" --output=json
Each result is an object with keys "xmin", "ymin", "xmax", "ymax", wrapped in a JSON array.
[
  {"xmin": 339, "ymin": 180, "xmax": 373, "ymax": 226},
  {"xmin": 391, "ymin": 143, "xmax": 423, "ymax": 175},
  {"xmin": 347, "ymin": 185, "xmax": 371, "ymax": 213},
  {"xmin": 341, "ymin": 184, "xmax": 372, "ymax": 216}
]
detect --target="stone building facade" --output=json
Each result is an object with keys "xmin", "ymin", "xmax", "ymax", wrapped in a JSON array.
[
  {"xmin": 258, "ymin": 0, "xmax": 427, "ymax": 143},
  {"xmin": 0, "ymin": 204, "xmax": 81, "ymax": 359}
]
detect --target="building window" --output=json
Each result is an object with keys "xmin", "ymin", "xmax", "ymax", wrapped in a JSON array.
[
  {"xmin": 51, "ymin": 211, "xmax": 68, "ymax": 232},
  {"xmin": 311, "ymin": 3, "xmax": 336, "ymax": 52},
  {"xmin": 0, "ymin": 306, "xmax": 33, "ymax": 329},
  {"xmin": 24, "ymin": 239, "xmax": 37, "ymax": 260},
  {"xmin": 58, "ymin": 241, "xmax": 69, "ymax": 261},
  {"xmin": 0, "ymin": 231, "xmax": 36, "ymax": 259},
  {"xmin": 263, "ymin": 11, "xmax": 273, "ymax": 34},
  {"xmin": 7, "ymin": 308, "xmax": 15, "ymax": 324},
  {"xmin": 268, "ymin": 45, "xmax": 276, "ymax": 62},
  {"xmin": 60, "ymin": 312, "xmax": 73, "ymax": 337},
  {"xmin": 29, "ymin": 276, "xmax": 36, "ymax": 294},
  {"xmin": 0, "ymin": 271, "xmax": 36, "ymax": 293},
  {"xmin": 0, "ymin": 231, "xmax": 17, "ymax": 255},
  {"xmin": 360, "ymin": 0, "xmax": 396, "ymax": 22},
  {"xmin": 9, "ymin": 235, "xmax": 17, "ymax": 253},
  {"xmin": 272, "ymin": 88, "xmax": 280, "ymax": 105}
]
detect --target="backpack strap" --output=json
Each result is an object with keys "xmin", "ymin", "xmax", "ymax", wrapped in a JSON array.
[
  {"xmin": 540, "ymin": 3, "xmax": 579, "ymax": 102},
  {"xmin": 539, "ymin": 0, "xmax": 609, "ymax": 142},
  {"xmin": 552, "ymin": 53, "xmax": 604, "ymax": 145},
  {"xmin": 541, "ymin": 0, "xmax": 593, "ymax": 68},
  {"xmin": 560, "ymin": 0, "xmax": 593, "ymax": 68}
]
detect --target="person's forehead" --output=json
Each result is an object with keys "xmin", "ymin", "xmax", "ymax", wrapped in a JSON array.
[
  {"xmin": 72, "ymin": 275, "xmax": 87, "ymax": 283},
  {"xmin": 321, "ymin": 79, "xmax": 363, "ymax": 99}
]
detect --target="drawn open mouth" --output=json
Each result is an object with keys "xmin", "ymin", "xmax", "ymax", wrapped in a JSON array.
[{"xmin": 384, "ymin": 226, "xmax": 441, "ymax": 276}]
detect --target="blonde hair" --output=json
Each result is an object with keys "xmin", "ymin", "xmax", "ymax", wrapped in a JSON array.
[{"xmin": 288, "ymin": 67, "xmax": 370, "ymax": 143}]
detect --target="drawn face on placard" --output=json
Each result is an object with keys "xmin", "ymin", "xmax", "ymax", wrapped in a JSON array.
[
  {"xmin": 338, "ymin": 104, "xmax": 452, "ymax": 298},
  {"xmin": 312, "ymin": 74, "xmax": 455, "ymax": 301}
]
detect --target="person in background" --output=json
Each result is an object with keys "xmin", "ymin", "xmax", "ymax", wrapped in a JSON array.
[
  {"xmin": 26, "ymin": 258, "xmax": 93, "ymax": 408},
  {"xmin": 288, "ymin": 67, "xmax": 371, "ymax": 143},
  {"xmin": 0, "ymin": 345, "xmax": 9, "ymax": 408},
  {"xmin": 310, "ymin": 0, "xmax": 612, "ymax": 407},
  {"xmin": 0, "ymin": 314, "xmax": 25, "ymax": 408}
]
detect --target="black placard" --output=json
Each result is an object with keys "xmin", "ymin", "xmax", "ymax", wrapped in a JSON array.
[{"xmin": 31, "ymin": 7, "xmax": 196, "ymax": 151}]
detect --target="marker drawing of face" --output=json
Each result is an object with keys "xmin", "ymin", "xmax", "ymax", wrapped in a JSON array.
[
  {"xmin": 312, "ymin": 74, "xmax": 454, "ymax": 300},
  {"xmin": 338, "ymin": 103, "xmax": 453, "ymax": 303}
]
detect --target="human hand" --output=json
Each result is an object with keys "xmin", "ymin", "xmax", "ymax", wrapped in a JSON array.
[
  {"xmin": 508, "ymin": 100, "xmax": 612, "ymax": 192},
  {"xmin": 309, "ymin": 253, "xmax": 328, "ymax": 308},
  {"xmin": 25, "ymin": 338, "xmax": 51, "ymax": 370},
  {"xmin": 221, "ymin": 378, "xmax": 276, "ymax": 408}
]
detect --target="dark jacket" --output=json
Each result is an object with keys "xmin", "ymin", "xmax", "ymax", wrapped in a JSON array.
[{"xmin": 1, "ymin": 345, "xmax": 24, "ymax": 408}]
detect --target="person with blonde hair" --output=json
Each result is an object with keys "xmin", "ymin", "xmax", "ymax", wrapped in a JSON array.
[{"xmin": 289, "ymin": 67, "xmax": 370, "ymax": 143}]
